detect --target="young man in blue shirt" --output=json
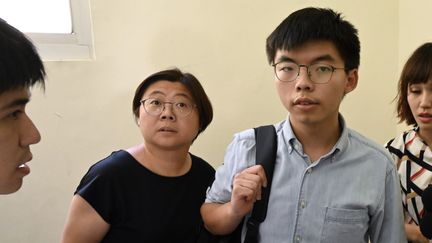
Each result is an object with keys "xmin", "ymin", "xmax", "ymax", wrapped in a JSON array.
[{"xmin": 201, "ymin": 7, "xmax": 406, "ymax": 242}]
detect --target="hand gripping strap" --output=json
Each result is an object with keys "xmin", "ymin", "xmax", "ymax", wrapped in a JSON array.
[{"xmin": 244, "ymin": 125, "xmax": 277, "ymax": 243}]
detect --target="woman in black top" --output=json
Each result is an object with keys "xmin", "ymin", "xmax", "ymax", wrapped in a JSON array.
[{"xmin": 61, "ymin": 68, "xmax": 215, "ymax": 243}]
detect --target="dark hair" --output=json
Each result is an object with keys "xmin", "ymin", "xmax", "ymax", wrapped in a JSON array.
[
  {"xmin": 132, "ymin": 68, "xmax": 213, "ymax": 136},
  {"xmin": 0, "ymin": 18, "xmax": 45, "ymax": 94},
  {"xmin": 396, "ymin": 42, "xmax": 432, "ymax": 125},
  {"xmin": 266, "ymin": 7, "xmax": 360, "ymax": 70}
]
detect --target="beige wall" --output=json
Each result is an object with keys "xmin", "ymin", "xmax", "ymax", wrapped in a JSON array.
[{"xmin": 0, "ymin": 0, "xmax": 430, "ymax": 242}]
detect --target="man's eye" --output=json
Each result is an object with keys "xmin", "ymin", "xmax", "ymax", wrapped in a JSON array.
[
  {"xmin": 281, "ymin": 66, "xmax": 295, "ymax": 72},
  {"xmin": 9, "ymin": 110, "xmax": 21, "ymax": 120},
  {"xmin": 316, "ymin": 66, "xmax": 332, "ymax": 73}
]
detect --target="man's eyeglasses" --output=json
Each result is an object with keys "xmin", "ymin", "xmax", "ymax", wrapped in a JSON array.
[
  {"xmin": 272, "ymin": 62, "xmax": 347, "ymax": 84},
  {"xmin": 140, "ymin": 98, "xmax": 196, "ymax": 117}
]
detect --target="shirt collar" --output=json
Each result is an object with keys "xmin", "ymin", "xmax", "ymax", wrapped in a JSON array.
[
  {"xmin": 280, "ymin": 116, "xmax": 296, "ymax": 154},
  {"xmin": 333, "ymin": 114, "xmax": 349, "ymax": 157},
  {"xmin": 282, "ymin": 114, "xmax": 349, "ymax": 160}
]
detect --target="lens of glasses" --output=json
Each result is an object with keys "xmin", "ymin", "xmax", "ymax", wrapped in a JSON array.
[
  {"xmin": 307, "ymin": 64, "xmax": 334, "ymax": 83},
  {"xmin": 274, "ymin": 62, "xmax": 298, "ymax": 82}
]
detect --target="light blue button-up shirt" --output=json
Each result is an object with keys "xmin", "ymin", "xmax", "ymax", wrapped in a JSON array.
[{"xmin": 206, "ymin": 116, "xmax": 406, "ymax": 243}]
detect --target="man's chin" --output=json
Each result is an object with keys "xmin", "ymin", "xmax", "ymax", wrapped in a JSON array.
[{"xmin": 0, "ymin": 180, "xmax": 23, "ymax": 195}]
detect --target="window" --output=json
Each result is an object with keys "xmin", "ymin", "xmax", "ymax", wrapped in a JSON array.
[{"xmin": 0, "ymin": 0, "xmax": 94, "ymax": 61}]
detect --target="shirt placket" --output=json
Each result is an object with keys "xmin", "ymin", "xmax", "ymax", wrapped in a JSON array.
[{"xmin": 291, "ymin": 144, "xmax": 315, "ymax": 243}]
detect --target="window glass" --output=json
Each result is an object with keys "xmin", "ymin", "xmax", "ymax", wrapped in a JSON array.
[
  {"xmin": 0, "ymin": 0, "xmax": 72, "ymax": 33},
  {"xmin": 0, "ymin": 0, "xmax": 94, "ymax": 60}
]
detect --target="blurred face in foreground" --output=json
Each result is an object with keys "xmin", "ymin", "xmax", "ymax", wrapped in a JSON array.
[{"xmin": 0, "ymin": 87, "xmax": 41, "ymax": 194}]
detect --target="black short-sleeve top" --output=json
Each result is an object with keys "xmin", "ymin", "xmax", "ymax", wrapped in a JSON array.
[{"xmin": 75, "ymin": 150, "xmax": 215, "ymax": 243}]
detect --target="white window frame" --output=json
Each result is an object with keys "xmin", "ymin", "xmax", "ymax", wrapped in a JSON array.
[{"xmin": 26, "ymin": 0, "xmax": 94, "ymax": 61}]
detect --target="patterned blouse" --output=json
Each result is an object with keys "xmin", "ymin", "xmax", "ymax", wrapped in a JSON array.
[{"xmin": 386, "ymin": 127, "xmax": 432, "ymax": 225}]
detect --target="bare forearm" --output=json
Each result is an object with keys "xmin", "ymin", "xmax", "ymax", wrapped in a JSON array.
[
  {"xmin": 61, "ymin": 195, "xmax": 109, "ymax": 243},
  {"xmin": 201, "ymin": 202, "xmax": 244, "ymax": 235},
  {"xmin": 201, "ymin": 165, "xmax": 266, "ymax": 235}
]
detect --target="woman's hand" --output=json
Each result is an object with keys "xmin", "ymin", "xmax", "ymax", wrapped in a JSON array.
[{"xmin": 405, "ymin": 223, "xmax": 429, "ymax": 243}]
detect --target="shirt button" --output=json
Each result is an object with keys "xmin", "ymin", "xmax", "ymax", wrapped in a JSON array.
[
  {"xmin": 296, "ymin": 235, "xmax": 301, "ymax": 242},
  {"xmin": 300, "ymin": 200, "xmax": 306, "ymax": 209},
  {"xmin": 307, "ymin": 168, "xmax": 312, "ymax": 174}
]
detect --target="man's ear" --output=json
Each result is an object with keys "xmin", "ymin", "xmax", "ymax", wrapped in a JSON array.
[{"xmin": 344, "ymin": 69, "xmax": 358, "ymax": 95}]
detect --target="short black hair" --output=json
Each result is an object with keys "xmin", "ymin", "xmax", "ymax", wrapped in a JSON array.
[
  {"xmin": 132, "ymin": 68, "xmax": 213, "ymax": 136},
  {"xmin": 266, "ymin": 7, "xmax": 360, "ymax": 70},
  {"xmin": 0, "ymin": 18, "xmax": 45, "ymax": 94}
]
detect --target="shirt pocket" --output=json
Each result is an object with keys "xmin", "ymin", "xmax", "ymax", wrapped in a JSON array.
[{"xmin": 320, "ymin": 207, "xmax": 369, "ymax": 243}]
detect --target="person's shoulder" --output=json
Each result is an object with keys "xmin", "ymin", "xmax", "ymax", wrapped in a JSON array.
[
  {"xmin": 76, "ymin": 150, "xmax": 133, "ymax": 193},
  {"xmin": 233, "ymin": 121, "xmax": 284, "ymax": 142},
  {"xmin": 86, "ymin": 150, "xmax": 133, "ymax": 176},
  {"xmin": 386, "ymin": 129, "xmax": 414, "ymax": 148},
  {"xmin": 190, "ymin": 154, "xmax": 215, "ymax": 173},
  {"xmin": 224, "ymin": 127, "xmax": 257, "ymax": 156},
  {"xmin": 233, "ymin": 127, "xmax": 255, "ymax": 141},
  {"xmin": 346, "ymin": 128, "xmax": 394, "ymax": 163},
  {"xmin": 189, "ymin": 154, "xmax": 215, "ymax": 184}
]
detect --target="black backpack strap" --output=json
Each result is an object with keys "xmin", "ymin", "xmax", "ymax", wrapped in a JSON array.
[{"xmin": 244, "ymin": 125, "xmax": 277, "ymax": 243}]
